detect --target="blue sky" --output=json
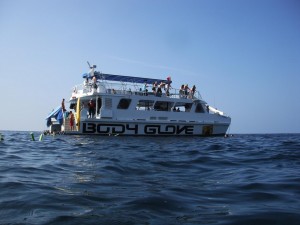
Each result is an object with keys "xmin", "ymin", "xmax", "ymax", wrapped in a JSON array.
[{"xmin": 0, "ymin": 0, "xmax": 299, "ymax": 133}]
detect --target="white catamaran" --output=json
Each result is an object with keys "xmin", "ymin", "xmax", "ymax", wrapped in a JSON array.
[{"xmin": 46, "ymin": 64, "xmax": 231, "ymax": 136}]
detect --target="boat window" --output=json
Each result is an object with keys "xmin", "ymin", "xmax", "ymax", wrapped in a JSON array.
[
  {"xmin": 184, "ymin": 103, "xmax": 193, "ymax": 112},
  {"xmin": 117, "ymin": 98, "xmax": 132, "ymax": 109},
  {"xmin": 154, "ymin": 101, "xmax": 174, "ymax": 111},
  {"xmin": 195, "ymin": 103, "xmax": 205, "ymax": 113},
  {"xmin": 69, "ymin": 103, "xmax": 76, "ymax": 109},
  {"xmin": 137, "ymin": 100, "xmax": 154, "ymax": 110},
  {"xmin": 174, "ymin": 102, "xmax": 193, "ymax": 112}
]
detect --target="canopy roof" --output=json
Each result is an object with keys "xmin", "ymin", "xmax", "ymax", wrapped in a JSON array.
[{"xmin": 83, "ymin": 72, "xmax": 169, "ymax": 85}]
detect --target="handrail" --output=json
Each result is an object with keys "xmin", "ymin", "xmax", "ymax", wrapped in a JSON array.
[{"xmin": 71, "ymin": 80, "xmax": 202, "ymax": 100}]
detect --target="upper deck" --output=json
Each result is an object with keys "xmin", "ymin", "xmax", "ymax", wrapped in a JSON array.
[{"xmin": 71, "ymin": 72, "xmax": 203, "ymax": 101}]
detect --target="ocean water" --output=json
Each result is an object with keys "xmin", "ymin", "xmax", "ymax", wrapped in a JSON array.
[{"xmin": 0, "ymin": 131, "xmax": 300, "ymax": 225}]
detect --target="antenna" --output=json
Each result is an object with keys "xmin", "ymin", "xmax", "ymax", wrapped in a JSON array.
[
  {"xmin": 87, "ymin": 61, "xmax": 97, "ymax": 69},
  {"xmin": 87, "ymin": 61, "xmax": 91, "ymax": 68}
]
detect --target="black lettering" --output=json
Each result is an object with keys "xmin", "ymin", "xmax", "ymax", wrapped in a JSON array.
[
  {"xmin": 126, "ymin": 124, "xmax": 138, "ymax": 134},
  {"xmin": 176, "ymin": 125, "xmax": 194, "ymax": 135},
  {"xmin": 84, "ymin": 123, "xmax": 194, "ymax": 135},
  {"xmin": 97, "ymin": 124, "xmax": 110, "ymax": 134},
  {"xmin": 185, "ymin": 126, "xmax": 194, "ymax": 135},
  {"xmin": 158, "ymin": 125, "xmax": 176, "ymax": 134},
  {"xmin": 144, "ymin": 125, "xmax": 160, "ymax": 134},
  {"xmin": 112, "ymin": 124, "xmax": 125, "ymax": 134},
  {"xmin": 83, "ymin": 123, "xmax": 96, "ymax": 134}
]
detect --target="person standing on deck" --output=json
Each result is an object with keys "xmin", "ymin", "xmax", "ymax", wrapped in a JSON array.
[
  {"xmin": 69, "ymin": 111, "xmax": 75, "ymax": 131},
  {"xmin": 143, "ymin": 82, "xmax": 148, "ymax": 95},
  {"xmin": 61, "ymin": 99, "xmax": 66, "ymax": 112},
  {"xmin": 92, "ymin": 76, "xmax": 98, "ymax": 92},
  {"xmin": 179, "ymin": 84, "xmax": 184, "ymax": 98},
  {"xmin": 190, "ymin": 85, "xmax": 196, "ymax": 98},
  {"xmin": 152, "ymin": 82, "xmax": 157, "ymax": 95},
  {"xmin": 88, "ymin": 99, "xmax": 95, "ymax": 118},
  {"xmin": 156, "ymin": 82, "xmax": 164, "ymax": 97},
  {"xmin": 165, "ymin": 76, "xmax": 172, "ymax": 96},
  {"xmin": 184, "ymin": 84, "xmax": 190, "ymax": 98}
]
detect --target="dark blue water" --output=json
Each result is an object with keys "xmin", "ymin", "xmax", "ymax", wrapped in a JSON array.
[{"xmin": 0, "ymin": 131, "xmax": 300, "ymax": 225}]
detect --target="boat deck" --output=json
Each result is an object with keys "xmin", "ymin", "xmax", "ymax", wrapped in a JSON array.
[{"xmin": 71, "ymin": 81, "xmax": 202, "ymax": 101}]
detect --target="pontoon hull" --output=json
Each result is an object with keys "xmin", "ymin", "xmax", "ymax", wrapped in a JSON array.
[{"xmin": 66, "ymin": 120, "xmax": 230, "ymax": 136}]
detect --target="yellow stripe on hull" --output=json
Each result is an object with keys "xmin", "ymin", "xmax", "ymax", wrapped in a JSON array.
[{"xmin": 76, "ymin": 97, "xmax": 81, "ymax": 130}]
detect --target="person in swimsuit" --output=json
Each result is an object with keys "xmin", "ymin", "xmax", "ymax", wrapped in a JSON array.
[{"xmin": 69, "ymin": 111, "xmax": 75, "ymax": 131}]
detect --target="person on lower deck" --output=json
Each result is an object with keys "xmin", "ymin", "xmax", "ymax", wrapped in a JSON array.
[
  {"xmin": 88, "ymin": 99, "xmax": 95, "ymax": 118},
  {"xmin": 69, "ymin": 111, "xmax": 75, "ymax": 131}
]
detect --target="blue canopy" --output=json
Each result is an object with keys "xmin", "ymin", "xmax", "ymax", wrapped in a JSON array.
[
  {"xmin": 46, "ymin": 106, "xmax": 63, "ymax": 127},
  {"xmin": 82, "ymin": 72, "xmax": 169, "ymax": 85}
]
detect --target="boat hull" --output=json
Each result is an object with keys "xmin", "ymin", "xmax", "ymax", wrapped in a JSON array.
[{"xmin": 65, "ymin": 120, "xmax": 230, "ymax": 136}]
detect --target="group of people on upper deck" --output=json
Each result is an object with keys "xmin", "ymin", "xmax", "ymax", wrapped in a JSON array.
[
  {"xmin": 83, "ymin": 70, "xmax": 197, "ymax": 99},
  {"xmin": 150, "ymin": 80, "xmax": 172, "ymax": 97},
  {"xmin": 179, "ymin": 84, "xmax": 196, "ymax": 99},
  {"xmin": 144, "ymin": 80, "xmax": 196, "ymax": 99}
]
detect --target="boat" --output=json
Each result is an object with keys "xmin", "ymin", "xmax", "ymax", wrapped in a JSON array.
[{"xmin": 46, "ymin": 63, "xmax": 231, "ymax": 136}]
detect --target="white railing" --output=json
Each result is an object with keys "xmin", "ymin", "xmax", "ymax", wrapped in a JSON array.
[{"xmin": 71, "ymin": 81, "xmax": 202, "ymax": 100}]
